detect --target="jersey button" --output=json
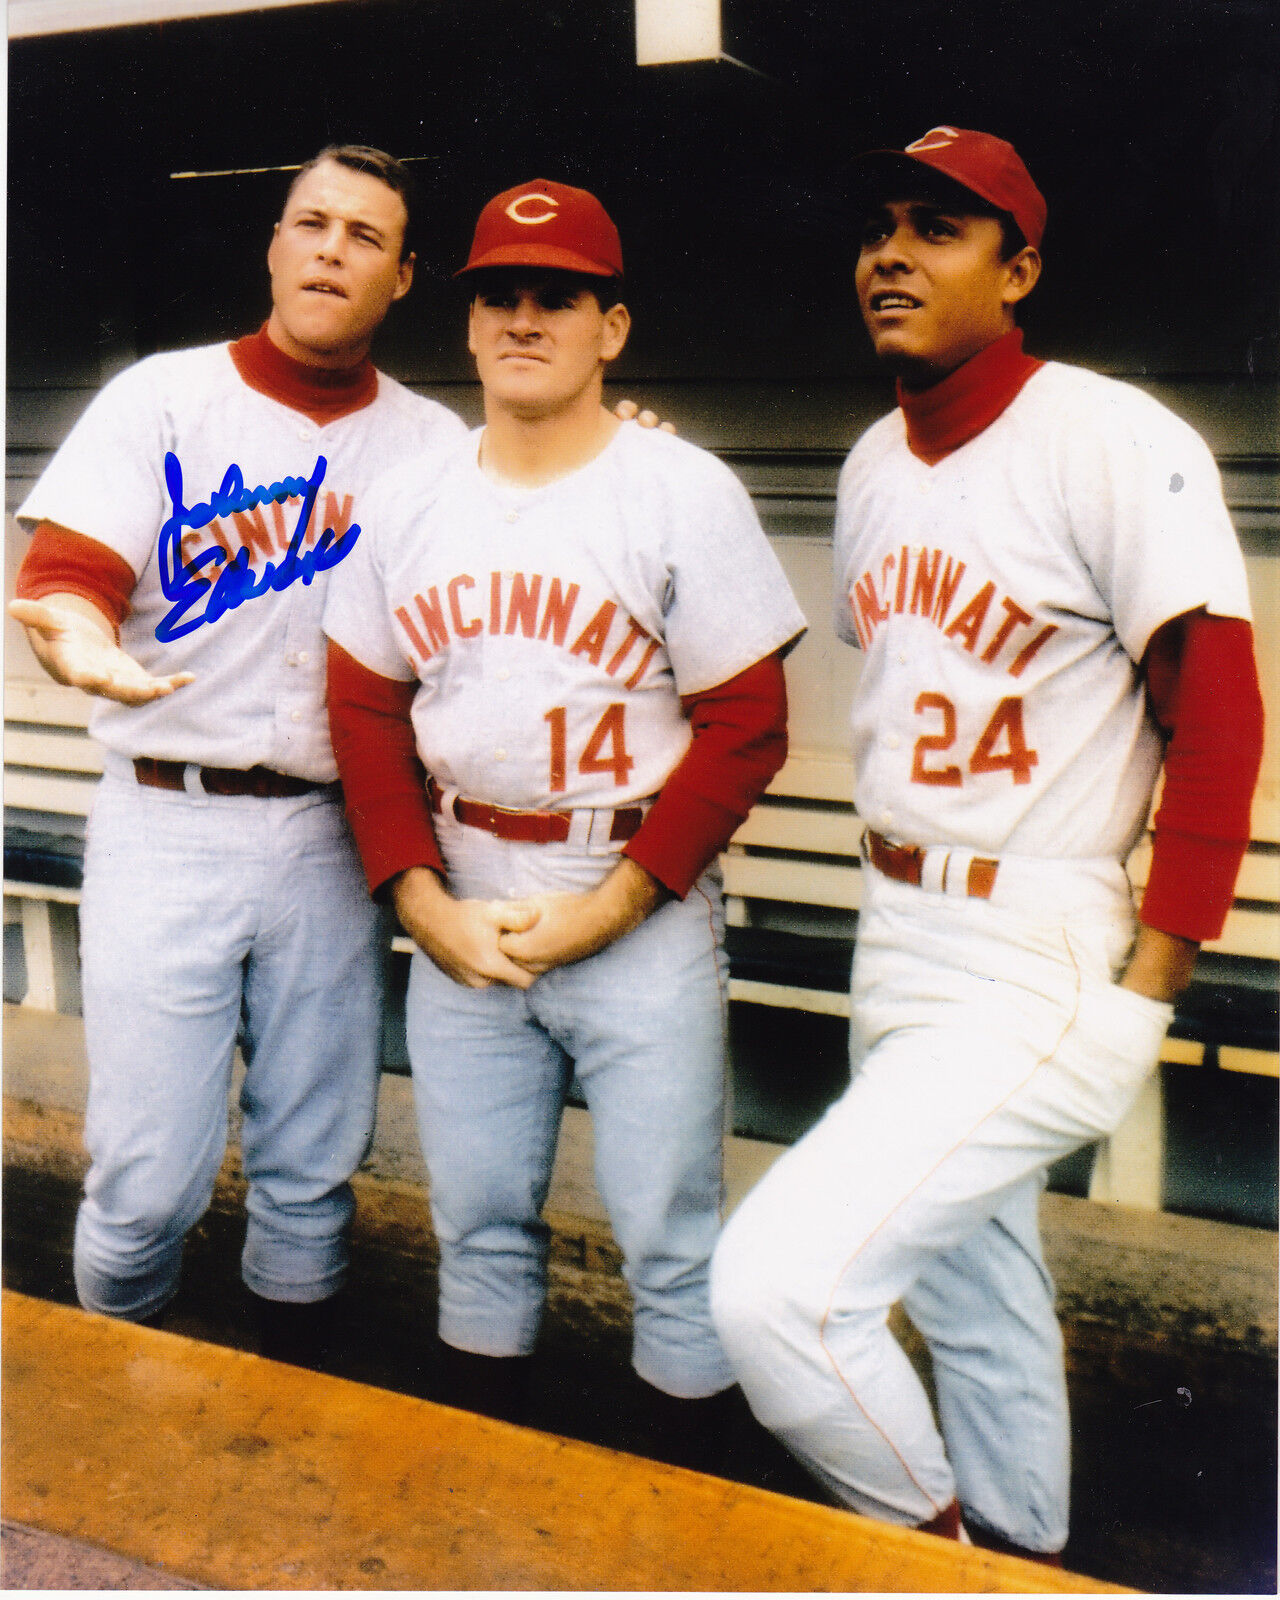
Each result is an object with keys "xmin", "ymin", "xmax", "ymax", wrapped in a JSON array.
[
  {"xmin": 505, "ymin": 510, "xmax": 519, "ymax": 524},
  {"xmin": 297, "ymin": 651, "xmax": 310, "ymax": 665},
  {"xmin": 290, "ymin": 711, "xmax": 302, "ymax": 724},
  {"xmin": 494, "ymin": 749, "xmax": 507, "ymax": 761},
  {"xmin": 496, "ymin": 668, "xmax": 511, "ymax": 682},
  {"xmin": 888, "ymin": 734, "xmax": 901, "ymax": 750}
]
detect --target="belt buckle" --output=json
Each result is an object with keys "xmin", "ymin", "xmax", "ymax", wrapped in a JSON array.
[{"xmin": 869, "ymin": 829, "xmax": 924, "ymax": 886}]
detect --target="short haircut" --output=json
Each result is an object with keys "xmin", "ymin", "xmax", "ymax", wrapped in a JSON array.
[
  {"xmin": 285, "ymin": 144, "xmax": 417, "ymax": 261},
  {"xmin": 465, "ymin": 267, "xmax": 626, "ymax": 313}
]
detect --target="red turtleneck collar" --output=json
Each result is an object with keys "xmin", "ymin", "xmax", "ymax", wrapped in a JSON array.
[
  {"xmin": 229, "ymin": 323, "xmax": 378, "ymax": 426},
  {"xmin": 896, "ymin": 329, "xmax": 1044, "ymax": 466}
]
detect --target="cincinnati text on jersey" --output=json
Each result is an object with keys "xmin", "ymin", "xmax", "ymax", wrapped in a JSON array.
[
  {"xmin": 847, "ymin": 541, "xmax": 1058, "ymax": 675},
  {"xmin": 393, "ymin": 570, "xmax": 663, "ymax": 689}
]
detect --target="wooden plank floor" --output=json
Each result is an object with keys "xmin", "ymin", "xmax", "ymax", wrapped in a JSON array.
[{"xmin": 2, "ymin": 1292, "xmax": 1123, "ymax": 1594}]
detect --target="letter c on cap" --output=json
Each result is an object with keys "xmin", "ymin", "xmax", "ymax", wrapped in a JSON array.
[
  {"xmin": 506, "ymin": 193, "xmax": 559, "ymax": 225},
  {"xmin": 905, "ymin": 126, "xmax": 960, "ymax": 153}
]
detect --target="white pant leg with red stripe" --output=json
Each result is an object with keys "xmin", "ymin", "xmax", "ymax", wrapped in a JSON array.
[{"xmin": 710, "ymin": 863, "xmax": 1171, "ymax": 1551}]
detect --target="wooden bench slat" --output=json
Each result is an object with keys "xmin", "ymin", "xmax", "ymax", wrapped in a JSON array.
[
  {"xmin": 5, "ymin": 727, "xmax": 104, "ymax": 775},
  {"xmin": 766, "ymin": 749, "xmax": 856, "ymax": 803},
  {"xmin": 4, "ymin": 770, "xmax": 96, "ymax": 817},
  {"xmin": 1204, "ymin": 905, "xmax": 1280, "ymax": 960},
  {"xmin": 3, "ymin": 678, "xmax": 93, "ymax": 729},
  {"xmin": 3, "ymin": 882, "xmax": 82, "ymax": 905},
  {"xmin": 723, "ymin": 852, "xmax": 862, "ymax": 911},
  {"xmin": 1249, "ymin": 788, "xmax": 1280, "ymax": 847},
  {"xmin": 729, "ymin": 977, "xmax": 852, "ymax": 1016},
  {"xmin": 732, "ymin": 804, "xmax": 861, "ymax": 856},
  {"xmin": 1159, "ymin": 1037, "xmax": 1206, "ymax": 1066},
  {"xmin": 1220, "ymin": 1045, "xmax": 1280, "ymax": 1078}
]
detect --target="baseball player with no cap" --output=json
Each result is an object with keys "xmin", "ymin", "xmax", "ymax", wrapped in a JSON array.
[
  {"xmin": 9, "ymin": 146, "xmax": 466, "ymax": 1357},
  {"xmin": 324, "ymin": 180, "xmax": 807, "ymax": 1431},
  {"xmin": 710, "ymin": 128, "xmax": 1265, "ymax": 1560},
  {"xmin": 9, "ymin": 148, "xmax": 669, "ymax": 1361}
]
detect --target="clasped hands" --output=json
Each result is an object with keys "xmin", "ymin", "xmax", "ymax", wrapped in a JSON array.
[{"xmin": 393, "ymin": 857, "xmax": 665, "ymax": 991}]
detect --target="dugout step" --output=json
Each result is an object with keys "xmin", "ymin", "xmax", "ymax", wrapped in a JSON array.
[{"xmin": 1, "ymin": 1291, "xmax": 1124, "ymax": 1594}]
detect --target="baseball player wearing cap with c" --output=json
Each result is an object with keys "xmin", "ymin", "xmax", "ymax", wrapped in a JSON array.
[
  {"xmin": 711, "ymin": 128, "xmax": 1264, "ymax": 1559},
  {"xmin": 324, "ymin": 180, "xmax": 807, "ymax": 1429}
]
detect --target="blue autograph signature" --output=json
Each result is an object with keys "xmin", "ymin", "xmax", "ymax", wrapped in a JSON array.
[{"xmin": 156, "ymin": 452, "xmax": 359, "ymax": 642}]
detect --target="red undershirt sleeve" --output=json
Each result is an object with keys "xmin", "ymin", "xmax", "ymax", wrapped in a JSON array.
[
  {"xmin": 326, "ymin": 640, "xmax": 444, "ymax": 896},
  {"xmin": 624, "ymin": 652, "xmax": 790, "ymax": 899},
  {"xmin": 16, "ymin": 522, "xmax": 137, "ymax": 639},
  {"xmin": 1139, "ymin": 611, "xmax": 1265, "ymax": 942}
]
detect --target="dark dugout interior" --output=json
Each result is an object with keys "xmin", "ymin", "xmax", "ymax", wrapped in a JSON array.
[{"xmin": 9, "ymin": 0, "xmax": 1279, "ymax": 398}]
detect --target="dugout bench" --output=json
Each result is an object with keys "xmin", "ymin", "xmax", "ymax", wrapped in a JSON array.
[{"xmin": 6, "ymin": 673, "xmax": 1277, "ymax": 1216}]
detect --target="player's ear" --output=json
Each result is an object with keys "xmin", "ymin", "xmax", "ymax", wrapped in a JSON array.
[
  {"xmin": 601, "ymin": 302, "xmax": 631, "ymax": 363},
  {"xmin": 467, "ymin": 296, "xmax": 480, "ymax": 357},
  {"xmin": 1002, "ymin": 246, "xmax": 1041, "ymax": 308},
  {"xmin": 393, "ymin": 252, "xmax": 416, "ymax": 302}
]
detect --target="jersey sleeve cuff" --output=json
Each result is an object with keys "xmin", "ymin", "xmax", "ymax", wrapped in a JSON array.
[
  {"xmin": 624, "ymin": 784, "xmax": 746, "ymax": 899},
  {"xmin": 344, "ymin": 787, "xmax": 445, "ymax": 899},
  {"xmin": 1138, "ymin": 827, "xmax": 1248, "ymax": 943},
  {"xmin": 17, "ymin": 522, "xmax": 136, "ymax": 635}
]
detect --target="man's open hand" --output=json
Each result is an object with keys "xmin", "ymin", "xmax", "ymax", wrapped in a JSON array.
[{"xmin": 10, "ymin": 598, "xmax": 194, "ymax": 705}]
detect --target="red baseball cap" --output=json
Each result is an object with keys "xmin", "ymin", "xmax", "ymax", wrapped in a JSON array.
[
  {"xmin": 851, "ymin": 127, "xmax": 1046, "ymax": 249},
  {"xmin": 458, "ymin": 179, "xmax": 624, "ymax": 278}
]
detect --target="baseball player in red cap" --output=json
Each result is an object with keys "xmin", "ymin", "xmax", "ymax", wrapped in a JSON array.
[
  {"xmin": 325, "ymin": 179, "xmax": 807, "ymax": 1430},
  {"xmin": 711, "ymin": 127, "xmax": 1264, "ymax": 1560}
]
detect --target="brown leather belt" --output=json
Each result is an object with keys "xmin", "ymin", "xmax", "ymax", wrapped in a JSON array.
[
  {"xmin": 427, "ymin": 777, "xmax": 643, "ymax": 846},
  {"xmin": 864, "ymin": 828, "xmax": 999, "ymax": 900},
  {"xmin": 133, "ymin": 757, "xmax": 336, "ymax": 800}
]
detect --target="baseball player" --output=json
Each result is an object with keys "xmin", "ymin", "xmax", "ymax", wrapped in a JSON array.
[
  {"xmin": 710, "ymin": 128, "xmax": 1265, "ymax": 1560},
  {"xmin": 324, "ymin": 180, "xmax": 807, "ymax": 1429},
  {"xmin": 8, "ymin": 145, "xmax": 469, "ymax": 1359}
]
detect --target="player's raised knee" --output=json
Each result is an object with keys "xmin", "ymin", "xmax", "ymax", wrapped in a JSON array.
[{"xmin": 708, "ymin": 1207, "xmax": 791, "ymax": 1353}]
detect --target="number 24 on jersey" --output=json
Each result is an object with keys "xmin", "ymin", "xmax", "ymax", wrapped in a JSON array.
[{"xmin": 912, "ymin": 693, "xmax": 1038, "ymax": 787}]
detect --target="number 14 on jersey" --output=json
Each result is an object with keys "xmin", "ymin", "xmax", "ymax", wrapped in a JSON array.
[{"xmin": 545, "ymin": 704, "xmax": 635, "ymax": 791}]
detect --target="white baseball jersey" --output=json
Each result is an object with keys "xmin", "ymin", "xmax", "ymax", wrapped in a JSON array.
[
  {"xmin": 325, "ymin": 420, "xmax": 806, "ymax": 831},
  {"xmin": 17, "ymin": 343, "xmax": 467, "ymax": 781},
  {"xmin": 835, "ymin": 362, "xmax": 1252, "ymax": 862}
]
